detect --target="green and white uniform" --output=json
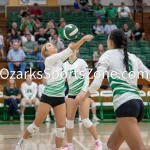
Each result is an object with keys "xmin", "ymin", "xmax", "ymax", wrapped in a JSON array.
[
  {"xmin": 89, "ymin": 49, "xmax": 150, "ymax": 111},
  {"xmin": 63, "ymin": 58, "xmax": 89, "ymax": 96},
  {"xmin": 43, "ymin": 47, "xmax": 74, "ymax": 97}
]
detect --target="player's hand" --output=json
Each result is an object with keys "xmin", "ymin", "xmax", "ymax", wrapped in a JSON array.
[
  {"xmin": 82, "ymin": 35, "xmax": 94, "ymax": 42},
  {"xmin": 75, "ymin": 90, "xmax": 87, "ymax": 105}
]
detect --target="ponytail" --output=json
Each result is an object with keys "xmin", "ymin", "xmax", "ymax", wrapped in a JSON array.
[{"xmin": 121, "ymin": 40, "xmax": 129, "ymax": 72}]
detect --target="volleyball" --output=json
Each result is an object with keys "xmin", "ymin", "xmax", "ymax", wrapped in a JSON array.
[{"xmin": 63, "ymin": 24, "xmax": 79, "ymax": 40}]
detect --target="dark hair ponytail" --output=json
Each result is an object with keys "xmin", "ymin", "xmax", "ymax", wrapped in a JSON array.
[{"xmin": 109, "ymin": 29, "xmax": 129, "ymax": 72}]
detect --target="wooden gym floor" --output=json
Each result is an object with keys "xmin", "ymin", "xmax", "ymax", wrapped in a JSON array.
[{"xmin": 1, "ymin": 122, "xmax": 150, "ymax": 150}]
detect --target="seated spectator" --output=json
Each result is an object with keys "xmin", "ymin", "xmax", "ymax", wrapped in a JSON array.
[
  {"xmin": 136, "ymin": 0, "xmax": 147, "ymax": 12},
  {"xmin": 50, "ymin": 33, "xmax": 65, "ymax": 52},
  {"xmin": 21, "ymin": 13, "xmax": 34, "ymax": 25},
  {"xmin": 8, "ymin": 22, "xmax": 20, "ymax": 38},
  {"xmin": 8, "ymin": 29, "xmax": 22, "ymax": 48},
  {"xmin": 118, "ymin": 2, "xmax": 132, "ymax": 19},
  {"xmin": 104, "ymin": 19, "xmax": 117, "ymax": 35},
  {"xmin": 20, "ymin": 17, "xmax": 33, "ymax": 33},
  {"xmin": 30, "ymin": 3, "xmax": 42, "ymax": 18},
  {"xmin": 36, "ymin": 49, "xmax": 45, "ymax": 73},
  {"xmin": 94, "ymin": 4, "xmax": 106, "ymax": 18},
  {"xmin": 123, "ymin": 24, "xmax": 132, "ymax": 40},
  {"xmin": 48, "ymin": 28, "xmax": 58, "ymax": 41},
  {"xmin": 78, "ymin": 0, "xmax": 89, "ymax": 11},
  {"xmin": 58, "ymin": 17, "xmax": 65, "ymax": 27},
  {"xmin": 38, "ymin": 75, "xmax": 54, "ymax": 122},
  {"xmin": 92, "ymin": 19, "xmax": 104, "ymax": 35},
  {"xmin": 20, "ymin": 74, "xmax": 39, "ymax": 121},
  {"xmin": 74, "ymin": 0, "xmax": 80, "ymax": 11},
  {"xmin": 91, "ymin": 0, "xmax": 99, "ymax": 11},
  {"xmin": 58, "ymin": 21, "xmax": 67, "ymax": 39},
  {"xmin": 132, "ymin": 22, "xmax": 145, "ymax": 41},
  {"xmin": 22, "ymin": 34, "xmax": 38, "ymax": 55},
  {"xmin": 3, "ymin": 77, "xmax": 21, "ymax": 121},
  {"xmin": 19, "ymin": 5, "xmax": 30, "ymax": 18},
  {"xmin": 106, "ymin": 3, "xmax": 117, "ymax": 18},
  {"xmin": 93, "ymin": 44, "xmax": 104, "ymax": 67},
  {"xmin": 0, "ymin": 29, "xmax": 5, "ymax": 59},
  {"xmin": 7, "ymin": 42, "xmax": 26, "ymax": 76},
  {"xmin": 33, "ymin": 17, "xmax": 42, "ymax": 35},
  {"xmin": 21, "ymin": 28, "xmax": 35, "ymax": 44},
  {"xmin": 45, "ymin": 22, "xmax": 55, "ymax": 36},
  {"xmin": 49, "ymin": 17, "xmax": 57, "ymax": 28},
  {"xmin": 35, "ymin": 28, "xmax": 49, "ymax": 45}
]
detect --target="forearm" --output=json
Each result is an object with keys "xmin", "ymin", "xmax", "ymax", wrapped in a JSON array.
[
  {"xmin": 3, "ymin": 95, "xmax": 10, "ymax": 99},
  {"xmin": 16, "ymin": 94, "xmax": 21, "ymax": 99}
]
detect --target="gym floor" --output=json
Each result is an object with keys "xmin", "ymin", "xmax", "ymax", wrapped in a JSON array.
[{"xmin": 1, "ymin": 121, "xmax": 150, "ymax": 150}]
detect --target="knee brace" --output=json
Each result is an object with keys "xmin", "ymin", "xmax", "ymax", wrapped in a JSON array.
[
  {"xmin": 56, "ymin": 127, "xmax": 65, "ymax": 138},
  {"xmin": 82, "ymin": 118, "xmax": 93, "ymax": 128},
  {"xmin": 27, "ymin": 122, "xmax": 39, "ymax": 134},
  {"xmin": 21, "ymin": 101, "xmax": 26, "ymax": 107},
  {"xmin": 35, "ymin": 101, "xmax": 40, "ymax": 106},
  {"xmin": 66, "ymin": 120, "xmax": 74, "ymax": 129}
]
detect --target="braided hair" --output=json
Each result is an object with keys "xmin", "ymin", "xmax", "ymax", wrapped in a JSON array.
[{"xmin": 109, "ymin": 29, "xmax": 129, "ymax": 72}]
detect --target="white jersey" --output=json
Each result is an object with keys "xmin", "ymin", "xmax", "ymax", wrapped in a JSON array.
[
  {"xmin": 21, "ymin": 82, "xmax": 38, "ymax": 100},
  {"xmin": 38, "ymin": 84, "xmax": 45, "ymax": 98},
  {"xmin": 89, "ymin": 49, "xmax": 150, "ymax": 111},
  {"xmin": 43, "ymin": 47, "xmax": 74, "ymax": 97},
  {"xmin": 64, "ymin": 58, "xmax": 89, "ymax": 96}
]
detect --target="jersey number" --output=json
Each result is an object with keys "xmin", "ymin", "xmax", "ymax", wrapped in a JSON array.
[{"xmin": 71, "ymin": 70, "xmax": 75, "ymax": 77}]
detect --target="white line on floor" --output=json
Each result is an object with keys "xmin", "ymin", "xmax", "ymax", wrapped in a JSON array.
[{"xmin": 73, "ymin": 137, "xmax": 88, "ymax": 150}]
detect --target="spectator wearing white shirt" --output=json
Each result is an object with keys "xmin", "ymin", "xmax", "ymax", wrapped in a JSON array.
[
  {"xmin": 92, "ymin": 19, "xmax": 104, "ymax": 35},
  {"xmin": 20, "ymin": 74, "xmax": 40, "ymax": 122},
  {"xmin": 118, "ymin": 2, "xmax": 132, "ymax": 19},
  {"xmin": 104, "ymin": 19, "xmax": 117, "ymax": 35},
  {"xmin": 0, "ymin": 29, "xmax": 5, "ymax": 59},
  {"xmin": 38, "ymin": 76, "xmax": 54, "ymax": 122}
]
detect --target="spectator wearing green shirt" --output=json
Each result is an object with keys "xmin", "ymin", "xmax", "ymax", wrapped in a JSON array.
[
  {"xmin": 106, "ymin": 3, "xmax": 117, "ymax": 18},
  {"xmin": 20, "ymin": 19, "xmax": 33, "ymax": 34},
  {"xmin": 58, "ymin": 21, "xmax": 67, "ymax": 39},
  {"xmin": 3, "ymin": 78, "xmax": 21, "ymax": 121},
  {"xmin": 94, "ymin": 4, "xmax": 106, "ymax": 18},
  {"xmin": 91, "ymin": 0, "xmax": 100, "ymax": 11}
]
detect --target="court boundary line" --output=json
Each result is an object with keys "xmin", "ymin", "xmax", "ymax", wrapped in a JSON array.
[{"xmin": 73, "ymin": 137, "xmax": 88, "ymax": 150}]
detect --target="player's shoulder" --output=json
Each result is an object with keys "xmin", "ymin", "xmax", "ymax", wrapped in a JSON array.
[
  {"xmin": 21, "ymin": 82, "xmax": 27, "ymax": 86},
  {"xmin": 32, "ymin": 82, "xmax": 38, "ymax": 86},
  {"xmin": 77, "ymin": 58, "xmax": 87, "ymax": 64}
]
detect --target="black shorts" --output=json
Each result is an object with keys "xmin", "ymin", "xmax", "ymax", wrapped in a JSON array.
[
  {"xmin": 115, "ymin": 99, "xmax": 144, "ymax": 122},
  {"xmin": 68, "ymin": 95, "xmax": 76, "ymax": 99},
  {"xmin": 40, "ymin": 94, "xmax": 65, "ymax": 107}
]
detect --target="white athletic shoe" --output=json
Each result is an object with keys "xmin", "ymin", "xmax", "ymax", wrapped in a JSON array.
[
  {"xmin": 94, "ymin": 141, "xmax": 103, "ymax": 150},
  {"xmin": 20, "ymin": 115, "xmax": 24, "ymax": 122},
  {"xmin": 45, "ymin": 115, "xmax": 50, "ymax": 122},
  {"xmin": 62, "ymin": 144, "xmax": 74, "ymax": 150},
  {"xmin": 15, "ymin": 143, "xmax": 24, "ymax": 150},
  {"xmin": 92, "ymin": 116, "xmax": 100, "ymax": 122}
]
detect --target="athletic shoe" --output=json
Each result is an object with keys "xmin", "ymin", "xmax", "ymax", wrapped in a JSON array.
[
  {"xmin": 20, "ymin": 115, "xmax": 24, "ymax": 122},
  {"xmin": 62, "ymin": 144, "xmax": 74, "ymax": 150},
  {"xmin": 45, "ymin": 115, "xmax": 50, "ymax": 122},
  {"xmin": 92, "ymin": 116, "xmax": 100, "ymax": 122},
  {"xmin": 94, "ymin": 141, "xmax": 103, "ymax": 150},
  {"xmin": 15, "ymin": 143, "xmax": 23, "ymax": 150}
]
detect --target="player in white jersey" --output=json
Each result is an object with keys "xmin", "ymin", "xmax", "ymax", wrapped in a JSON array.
[
  {"xmin": 38, "ymin": 75, "xmax": 54, "ymax": 122},
  {"xmin": 15, "ymin": 35, "xmax": 94, "ymax": 150},
  {"xmin": 77, "ymin": 29, "xmax": 150, "ymax": 150},
  {"xmin": 62, "ymin": 49, "xmax": 103, "ymax": 150},
  {"xmin": 20, "ymin": 74, "xmax": 39, "ymax": 122}
]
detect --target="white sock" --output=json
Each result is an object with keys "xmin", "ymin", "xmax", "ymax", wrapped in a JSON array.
[
  {"xmin": 95, "ymin": 139, "xmax": 100, "ymax": 143},
  {"xmin": 56, "ymin": 148, "xmax": 62, "ymax": 150},
  {"xmin": 68, "ymin": 143, "xmax": 73, "ymax": 146},
  {"xmin": 18, "ymin": 137, "xmax": 26, "ymax": 144},
  {"xmin": 93, "ymin": 114, "xmax": 97, "ymax": 118}
]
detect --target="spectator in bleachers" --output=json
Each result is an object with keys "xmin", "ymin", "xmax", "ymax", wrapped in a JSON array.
[
  {"xmin": 92, "ymin": 19, "xmax": 104, "ymax": 35},
  {"xmin": 21, "ymin": 13, "xmax": 34, "ymax": 25},
  {"xmin": 33, "ymin": 17, "xmax": 42, "ymax": 35},
  {"xmin": 58, "ymin": 21, "xmax": 67, "ymax": 40},
  {"xmin": 22, "ymin": 34, "xmax": 38, "ymax": 55},
  {"xmin": 36, "ymin": 49, "xmax": 45, "ymax": 73},
  {"xmin": 0, "ymin": 29, "xmax": 5, "ymax": 59},
  {"xmin": 21, "ymin": 28, "xmax": 35, "ymax": 44},
  {"xmin": 8, "ymin": 29, "xmax": 22, "ymax": 48},
  {"xmin": 123, "ymin": 24, "xmax": 132, "ymax": 40},
  {"xmin": 58, "ymin": 17, "xmax": 65, "ymax": 27},
  {"xmin": 49, "ymin": 17, "xmax": 58, "ymax": 28},
  {"xmin": 3, "ymin": 77, "xmax": 21, "ymax": 121},
  {"xmin": 7, "ymin": 42, "xmax": 26, "ymax": 76},
  {"xmin": 35, "ymin": 28, "xmax": 49, "ymax": 45},
  {"xmin": 8, "ymin": 22, "xmax": 20, "ymax": 38},
  {"xmin": 20, "ymin": 17, "xmax": 33, "ymax": 33},
  {"xmin": 106, "ymin": 3, "xmax": 117, "ymax": 18},
  {"xmin": 19, "ymin": 5, "xmax": 30, "ymax": 18},
  {"xmin": 30, "ymin": 3, "xmax": 42, "ymax": 18},
  {"xmin": 74, "ymin": 0, "xmax": 80, "ymax": 11},
  {"xmin": 48, "ymin": 28, "xmax": 58, "ymax": 41},
  {"xmin": 94, "ymin": 4, "xmax": 106, "ymax": 18},
  {"xmin": 20, "ymin": 74, "xmax": 39, "ymax": 121},
  {"xmin": 91, "ymin": 0, "xmax": 99, "ymax": 11},
  {"xmin": 118, "ymin": 2, "xmax": 132, "ymax": 19},
  {"xmin": 132, "ymin": 22, "xmax": 145, "ymax": 41},
  {"xmin": 50, "ymin": 33, "xmax": 65, "ymax": 52},
  {"xmin": 93, "ymin": 44, "xmax": 104, "ymax": 67},
  {"xmin": 78, "ymin": 0, "xmax": 89, "ymax": 11},
  {"xmin": 104, "ymin": 19, "xmax": 117, "ymax": 35},
  {"xmin": 45, "ymin": 22, "xmax": 55, "ymax": 36}
]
